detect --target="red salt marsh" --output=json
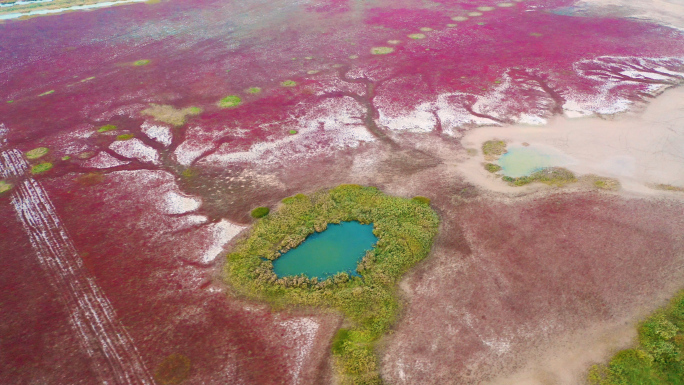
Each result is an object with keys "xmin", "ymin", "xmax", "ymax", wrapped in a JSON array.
[{"xmin": 1, "ymin": 0, "xmax": 684, "ymax": 383}]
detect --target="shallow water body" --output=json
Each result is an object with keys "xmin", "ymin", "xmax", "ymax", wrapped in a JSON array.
[
  {"xmin": 497, "ymin": 146, "xmax": 570, "ymax": 178},
  {"xmin": 273, "ymin": 221, "xmax": 377, "ymax": 280}
]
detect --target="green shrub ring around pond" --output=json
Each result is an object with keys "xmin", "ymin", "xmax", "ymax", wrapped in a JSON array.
[{"xmin": 226, "ymin": 185, "xmax": 439, "ymax": 384}]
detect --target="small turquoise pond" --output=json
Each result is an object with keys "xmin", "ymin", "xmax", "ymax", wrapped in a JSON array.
[
  {"xmin": 497, "ymin": 146, "xmax": 568, "ymax": 178},
  {"xmin": 273, "ymin": 221, "xmax": 377, "ymax": 280}
]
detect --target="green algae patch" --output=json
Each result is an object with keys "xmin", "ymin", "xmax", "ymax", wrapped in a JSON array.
[
  {"xmin": 38, "ymin": 90, "xmax": 54, "ymax": 96},
  {"xmin": 25, "ymin": 147, "xmax": 49, "ymax": 159},
  {"xmin": 246, "ymin": 87, "xmax": 262, "ymax": 94},
  {"xmin": 370, "ymin": 47, "xmax": 394, "ymax": 55},
  {"xmin": 408, "ymin": 33, "xmax": 426, "ymax": 39},
  {"xmin": 31, "ymin": 162, "xmax": 53, "ymax": 174},
  {"xmin": 218, "ymin": 95, "xmax": 242, "ymax": 108},
  {"xmin": 289, "ymin": 129, "xmax": 298, "ymax": 135},
  {"xmin": 141, "ymin": 104, "xmax": 202, "ymax": 126},
  {"xmin": 6, "ymin": 100, "xmax": 14, "ymax": 104},
  {"xmin": 62, "ymin": 155, "xmax": 71, "ymax": 161},
  {"xmin": 116, "ymin": 134, "xmax": 135, "ymax": 141},
  {"xmin": 97, "ymin": 124, "xmax": 118, "ymax": 133},
  {"xmin": 0, "ymin": 180, "xmax": 13, "ymax": 194},
  {"xmin": 80, "ymin": 76, "xmax": 96, "ymax": 82},
  {"xmin": 133, "ymin": 59, "xmax": 150, "ymax": 66},
  {"xmin": 588, "ymin": 290, "xmax": 684, "ymax": 385},
  {"xmin": 281, "ymin": 80, "xmax": 297, "ymax": 87},
  {"xmin": 226, "ymin": 185, "xmax": 439, "ymax": 385},
  {"xmin": 250, "ymin": 206, "xmax": 270, "ymax": 218}
]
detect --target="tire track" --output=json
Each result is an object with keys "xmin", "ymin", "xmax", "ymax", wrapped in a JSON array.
[{"xmin": 0, "ymin": 148, "xmax": 155, "ymax": 385}]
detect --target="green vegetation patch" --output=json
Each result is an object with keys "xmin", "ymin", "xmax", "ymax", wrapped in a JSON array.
[
  {"xmin": 502, "ymin": 167, "xmax": 576, "ymax": 187},
  {"xmin": 0, "ymin": 180, "xmax": 13, "ymax": 194},
  {"xmin": 31, "ymin": 162, "xmax": 53, "ymax": 174},
  {"xmin": 408, "ymin": 33, "xmax": 426, "ymax": 39},
  {"xmin": 288, "ymin": 129, "xmax": 298, "ymax": 135},
  {"xmin": 226, "ymin": 185, "xmax": 440, "ymax": 384},
  {"xmin": 250, "ymin": 206, "xmax": 270, "ymax": 218},
  {"xmin": 583, "ymin": 175, "xmax": 620, "ymax": 191},
  {"xmin": 482, "ymin": 140, "xmax": 507, "ymax": 159},
  {"xmin": 589, "ymin": 290, "xmax": 684, "ymax": 385},
  {"xmin": 653, "ymin": 184, "xmax": 684, "ymax": 193},
  {"xmin": 141, "ymin": 104, "xmax": 202, "ymax": 126},
  {"xmin": 411, "ymin": 196, "xmax": 431, "ymax": 205},
  {"xmin": 246, "ymin": 87, "xmax": 262, "ymax": 94},
  {"xmin": 217, "ymin": 95, "xmax": 242, "ymax": 108},
  {"xmin": 370, "ymin": 47, "xmax": 394, "ymax": 55},
  {"xmin": 25, "ymin": 147, "xmax": 49, "ymax": 159},
  {"xmin": 484, "ymin": 163, "xmax": 502, "ymax": 173},
  {"xmin": 133, "ymin": 59, "xmax": 150, "ymax": 66},
  {"xmin": 38, "ymin": 90, "xmax": 54, "ymax": 96},
  {"xmin": 281, "ymin": 80, "xmax": 297, "ymax": 87},
  {"xmin": 116, "ymin": 134, "xmax": 135, "ymax": 141},
  {"xmin": 97, "ymin": 124, "xmax": 118, "ymax": 133}
]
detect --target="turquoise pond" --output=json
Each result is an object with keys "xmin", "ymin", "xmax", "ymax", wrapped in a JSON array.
[
  {"xmin": 273, "ymin": 221, "xmax": 378, "ymax": 280},
  {"xmin": 497, "ymin": 146, "xmax": 568, "ymax": 178}
]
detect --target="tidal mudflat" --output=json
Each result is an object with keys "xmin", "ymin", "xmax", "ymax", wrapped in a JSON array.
[{"xmin": 1, "ymin": 0, "xmax": 684, "ymax": 384}]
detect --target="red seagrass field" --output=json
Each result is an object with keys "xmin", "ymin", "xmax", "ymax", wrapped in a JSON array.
[{"xmin": 1, "ymin": 0, "xmax": 684, "ymax": 383}]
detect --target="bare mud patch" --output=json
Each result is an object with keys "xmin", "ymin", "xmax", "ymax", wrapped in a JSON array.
[{"xmin": 459, "ymin": 86, "xmax": 684, "ymax": 195}]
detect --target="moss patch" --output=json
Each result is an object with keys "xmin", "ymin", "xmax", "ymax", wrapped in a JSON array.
[
  {"xmin": 38, "ymin": 90, "xmax": 54, "ymax": 96},
  {"xmin": 246, "ymin": 87, "xmax": 262, "ymax": 94},
  {"xmin": 281, "ymin": 80, "xmax": 297, "ymax": 87},
  {"xmin": 133, "ymin": 59, "xmax": 150, "ymax": 66},
  {"xmin": 218, "ymin": 95, "xmax": 242, "ymax": 108},
  {"xmin": 289, "ymin": 129, "xmax": 298, "ymax": 135},
  {"xmin": 25, "ymin": 147, "xmax": 49, "ymax": 159},
  {"xmin": 31, "ymin": 162, "xmax": 53, "ymax": 174},
  {"xmin": 141, "ymin": 104, "xmax": 202, "ymax": 126},
  {"xmin": 226, "ymin": 185, "xmax": 439, "ymax": 384},
  {"xmin": 0, "ymin": 180, "xmax": 13, "ymax": 194},
  {"xmin": 588, "ymin": 290, "xmax": 684, "ymax": 385},
  {"xmin": 250, "ymin": 206, "xmax": 270, "ymax": 218},
  {"xmin": 97, "ymin": 124, "xmax": 118, "ymax": 133}
]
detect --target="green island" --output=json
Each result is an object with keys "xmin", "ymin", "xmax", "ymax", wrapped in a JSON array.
[
  {"xmin": 225, "ymin": 184, "xmax": 439, "ymax": 384},
  {"xmin": 589, "ymin": 290, "xmax": 684, "ymax": 385}
]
